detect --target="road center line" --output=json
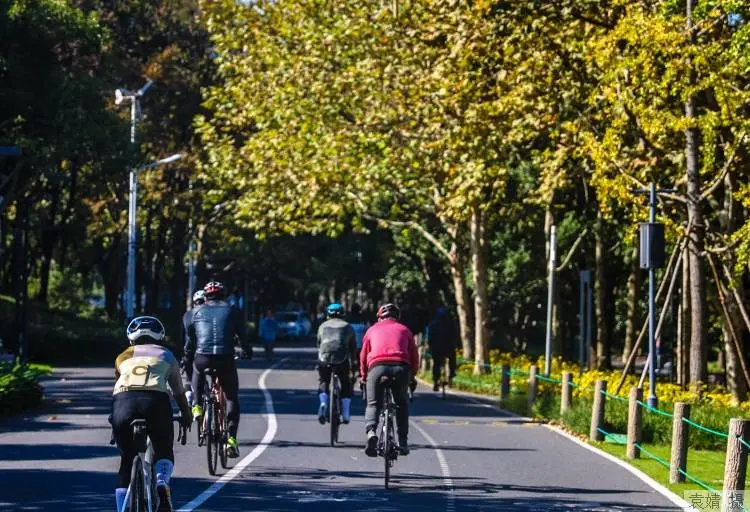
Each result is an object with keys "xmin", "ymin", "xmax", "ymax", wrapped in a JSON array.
[
  {"xmin": 410, "ymin": 419, "xmax": 456, "ymax": 512},
  {"xmin": 177, "ymin": 358, "xmax": 288, "ymax": 512}
]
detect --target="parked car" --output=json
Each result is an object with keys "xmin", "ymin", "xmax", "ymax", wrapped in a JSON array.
[{"xmin": 274, "ymin": 311, "xmax": 312, "ymax": 340}]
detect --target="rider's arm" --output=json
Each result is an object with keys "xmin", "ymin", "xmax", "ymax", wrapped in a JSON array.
[
  {"xmin": 167, "ymin": 355, "xmax": 191, "ymax": 418},
  {"xmin": 408, "ymin": 332, "xmax": 420, "ymax": 376},
  {"xmin": 346, "ymin": 325, "xmax": 357, "ymax": 370},
  {"xmin": 359, "ymin": 331, "xmax": 370, "ymax": 380},
  {"xmin": 184, "ymin": 318, "xmax": 197, "ymax": 364},
  {"xmin": 233, "ymin": 306, "xmax": 250, "ymax": 353}
]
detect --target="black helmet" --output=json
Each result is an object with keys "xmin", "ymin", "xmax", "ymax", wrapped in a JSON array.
[
  {"xmin": 126, "ymin": 316, "xmax": 166, "ymax": 345},
  {"xmin": 377, "ymin": 303, "xmax": 400, "ymax": 320}
]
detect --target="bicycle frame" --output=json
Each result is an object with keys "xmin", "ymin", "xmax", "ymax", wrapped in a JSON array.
[
  {"xmin": 122, "ymin": 424, "xmax": 155, "ymax": 512},
  {"xmin": 200, "ymin": 374, "xmax": 225, "ymax": 442}
]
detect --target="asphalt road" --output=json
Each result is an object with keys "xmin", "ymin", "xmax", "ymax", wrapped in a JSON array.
[{"xmin": 0, "ymin": 347, "xmax": 683, "ymax": 511}]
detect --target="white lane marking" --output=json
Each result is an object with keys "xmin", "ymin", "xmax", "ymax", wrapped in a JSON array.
[
  {"xmin": 177, "ymin": 358, "xmax": 289, "ymax": 512},
  {"xmin": 545, "ymin": 426, "xmax": 690, "ymax": 509},
  {"xmin": 410, "ymin": 419, "xmax": 456, "ymax": 512}
]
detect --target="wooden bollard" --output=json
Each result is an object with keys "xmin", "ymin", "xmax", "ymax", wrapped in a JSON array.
[
  {"xmin": 669, "ymin": 402, "xmax": 690, "ymax": 483},
  {"xmin": 499, "ymin": 364, "xmax": 510, "ymax": 402},
  {"xmin": 590, "ymin": 380, "xmax": 606, "ymax": 441},
  {"xmin": 560, "ymin": 372, "xmax": 572, "ymax": 415},
  {"xmin": 626, "ymin": 387, "xmax": 643, "ymax": 459},
  {"xmin": 721, "ymin": 419, "xmax": 750, "ymax": 512},
  {"xmin": 528, "ymin": 365, "xmax": 538, "ymax": 408}
]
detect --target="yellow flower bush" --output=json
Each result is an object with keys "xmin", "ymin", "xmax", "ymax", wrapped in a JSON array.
[{"xmin": 461, "ymin": 350, "xmax": 750, "ymax": 411}]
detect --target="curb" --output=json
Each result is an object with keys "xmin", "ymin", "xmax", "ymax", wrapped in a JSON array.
[{"xmin": 416, "ymin": 375, "xmax": 690, "ymax": 508}]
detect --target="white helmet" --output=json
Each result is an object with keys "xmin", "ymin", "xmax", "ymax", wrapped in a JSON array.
[
  {"xmin": 126, "ymin": 316, "xmax": 166, "ymax": 345},
  {"xmin": 192, "ymin": 289, "xmax": 206, "ymax": 305}
]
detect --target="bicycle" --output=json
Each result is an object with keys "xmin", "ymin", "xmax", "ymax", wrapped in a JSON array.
[
  {"xmin": 376, "ymin": 376, "xmax": 400, "ymax": 489},
  {"xmin": 329, "ymin": 373, "xmax": 342, "ymax": 446},
  {"xmin": 196, "ymin": 368, "xmax": 228, "ymax": 475},
  {"xmin": 119, "ymin": 416, "xmax": 187, "ymax": 512}
]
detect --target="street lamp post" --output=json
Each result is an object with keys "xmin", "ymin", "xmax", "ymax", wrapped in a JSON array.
[
  {"xmin": 116, "ymin": 79, "xmax": 154, "ymax": 321},
  {"xmin": 635, "ymin": 182, "xmax": 673, "ymax": 408}
]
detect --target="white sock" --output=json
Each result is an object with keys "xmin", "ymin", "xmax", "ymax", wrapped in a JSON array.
[
  {"xmin": 319, "ymin": 393, "xmax": 328, "ymax": 406},
  {"xmin": 342, "ymin": 398, "xmax": 351, "ymax": 419},
  {"xmin": 154, "ymin": 459, "xmax": 174, "ymax": 487}
]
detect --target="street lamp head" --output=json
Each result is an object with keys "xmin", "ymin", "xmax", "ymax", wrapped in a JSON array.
[
  {"xmin": 137, "ymin": 79, "xmax": 155, "ymax": 97},
  {"xmin": 156, "ymin": 153, "xmax": 183, "ymax": 165}
]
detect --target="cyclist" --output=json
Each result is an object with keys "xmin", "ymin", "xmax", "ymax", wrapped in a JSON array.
[
  {"xmin": 359, "ymin": 303, "xmax": 419, "ymax": 457},
  {"xmin": 181, "ymin": 290, "xmax": 206, "ymax": 403},
  {"xmin": 182, "ymin": 290, "xmax": 206, "ymax": 348},
  {"xmin": 112, "ymin": 316, "xmax": 192, "ymax": 512},
  {"xmin": 348, "ymin": 302, "xmax": 369, "ymax": 363},
  {"xmin": 426, "ymin": 306, "xmax": 458, "ymax": 391},
  {"xmin": 316, "ymin": 303, "xmax": 357, "ymax": 424},
  {"xmin": 185, "ymin": 281, "xmax": 250, "ymax": 459}
]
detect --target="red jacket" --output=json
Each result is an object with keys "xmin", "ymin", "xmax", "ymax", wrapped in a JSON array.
[{"xmin": 360, "ymin": 319, "xmax": 419, "ymax": 379}]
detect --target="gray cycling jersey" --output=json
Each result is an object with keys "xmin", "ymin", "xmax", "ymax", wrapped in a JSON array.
[{"xmin": 317, "ymin": 318, "xmax": 356, "ymax": 365}]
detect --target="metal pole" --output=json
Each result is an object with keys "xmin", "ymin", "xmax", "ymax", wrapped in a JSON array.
[
  {"xmin": 544, "ymin": 225, "xmax": 557, "ymax": 375},
  {"xmin": 648, "ymin": 182, "xmax": 658, "ymax": 408},
  {"xmin": 186, "ymin": 178, "xmax": 196, "ymax": 309},
  {"xmin": 126, "ymin": 99, "xmax": 138, "ymax": 321}
]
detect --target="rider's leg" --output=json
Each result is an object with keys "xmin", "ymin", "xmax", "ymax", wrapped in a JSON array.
[
  {"xmin": 220, "ymin": 356, "xmax": 241, "ymax": 457},
  {"xmin": 448, "ymin": 350, "xmax": 457, "ymax": 382},
  {"xmin": 148, "ymin": 392, "xmax": 175, "ymax": 488},
  {"xmin": 112, "ymin": 393, "xmax": 137, "ymax": 512},
  {"xmin": 364, "ymin": 365, "xmax": 386, "ymax": 456},
  {"xmin": 431, "ymin": 353, "xmax": 444, "ymax": 391},
  {"xmin": 393, "ymin": 365, "xmax": 411, "ymax": 454},
  {"xmin": 317, "ymin": 363, "xmax": 331, "ymax": 423},
  {"xmin": 339, "ymin": 362, "xmax": 353, "ymax": 423},
  {"xmin": 191, "ymin": 355, "xmax": 209, "ymax": 418}
]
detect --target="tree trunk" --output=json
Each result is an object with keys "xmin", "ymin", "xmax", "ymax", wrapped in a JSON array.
[
  {"xmin": 99, "ymin": 238, "xmax": 124, "ymax": 319},
  {"xmin": 470, "ymin": 208, "xmax": 490, "ymax": 375},
  {"xmin": 36, "ymin": 185, "xmax": 60, "ymax": 303},
  {"xmin": 595, "ymin": 210, "xmax": 610, "ymax": 369},
  {"xmin": 678, "ymin": 248, "xmax": 691, "ymax": 387},
  {"xmin": 449, "ymin": 231, "xmax": 473, "ymax": 360},
  {"xmin": 623, "ymin": 247, "xmax": 639, "ymax": 364},
  {"xmin": 686, "ymin": 0, "xmax": 707, "ymax": 385},
  {"xmin": 545, "ymin": 207, "xmax": 563, "ymax": 357}
]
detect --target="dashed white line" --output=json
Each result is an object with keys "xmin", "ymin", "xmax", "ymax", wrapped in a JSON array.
[
  {"xmin": 410, "ymin": 419, "xmax": 456, "ymax": 512},
  {"xmin": 177, "ymin": 358, "xmax": 288, "ymax": 512}
]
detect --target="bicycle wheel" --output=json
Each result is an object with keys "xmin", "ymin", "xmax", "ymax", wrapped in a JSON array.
[
  {"xmin": 329, "ymin": 380, "xmax": 339, "ymax": 446},
  {"xmin": 219, "ymin": 400, "xmax": 229, "ymax": 469},
  {"xmin": 383, "ymin": 406, "xmax": 391, "ymax": 490},
  {"xmin": 206, "ymin": 402, "xmax": 218, "ymax": 476},
  {"xmin": 128, "ymin": 454, "xmax": 147, "ymax": 512}
]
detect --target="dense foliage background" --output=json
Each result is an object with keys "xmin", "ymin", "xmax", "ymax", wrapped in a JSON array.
[{"xmin": 1, "ymin": 0, "xmax": 749, "ymax": 400}]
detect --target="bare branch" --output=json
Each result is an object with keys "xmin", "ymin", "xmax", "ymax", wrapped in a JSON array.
[
  {"xmin": 556, "ymin": 227, "xmax": 589, "ymax": 271},
  {"xmin": 700, "ymin": 131, "xmax": 746, "ymax": 202}
]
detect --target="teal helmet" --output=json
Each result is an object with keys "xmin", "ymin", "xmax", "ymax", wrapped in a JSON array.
[{"xmin": 327, "ymin": 303, "xmax": 345, "ymax": 318}]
